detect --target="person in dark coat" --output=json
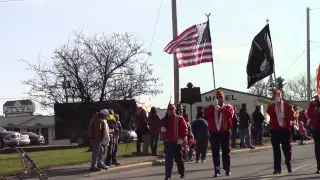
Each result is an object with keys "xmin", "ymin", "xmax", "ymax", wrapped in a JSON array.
[
  {"xmin": 148, "ymin": 107, "xmax": 161, "ymax": 156},
  {"xmin": 192, "ymin": 106, "xmax": 209, "ymax": 163},
  {"xmin": 239, "ymin": 104, "xmax": 254, "ymax": 149},
  {"xmin": 252, "ymin": 105, "xmax": 265, "ymax": 145},
  {"xmin": 231, "ymin": 107, "xmax": 239, "ymax": 148}
]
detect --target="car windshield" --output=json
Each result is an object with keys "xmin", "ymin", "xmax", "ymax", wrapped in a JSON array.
[{"xmin": 0, "ymin": 127, "xmax": 6, "ymax": 132}]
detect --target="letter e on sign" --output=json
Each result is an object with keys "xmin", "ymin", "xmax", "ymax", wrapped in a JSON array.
[{"xmin": 225, "ymin": 95, "xmax": 232, "ymax": 100}]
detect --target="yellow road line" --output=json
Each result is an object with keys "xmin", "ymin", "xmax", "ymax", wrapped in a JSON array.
[
  {"xmin": 259, "ymin": 163, "xmax": 315, "ymax": 179},
  {"xmin": 84, "ymin": 162, "xmax": 152, "ymax": 177}
]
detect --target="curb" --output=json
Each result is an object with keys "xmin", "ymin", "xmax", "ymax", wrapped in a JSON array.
[{"xmin": 84, "ymin": 140, "xmax": 314, "ymax": 177}]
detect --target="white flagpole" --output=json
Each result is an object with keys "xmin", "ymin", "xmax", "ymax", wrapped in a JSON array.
[{"xmin": 205, "ymin": 13, "xmax": 217, "ymax": 92}]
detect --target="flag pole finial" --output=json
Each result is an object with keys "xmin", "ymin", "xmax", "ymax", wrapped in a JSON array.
[
  {"xmin": 205, "ymin": 13, "xmax": 211, "ymax": 21},
  {"xmin": 266, "ymin": 18, "xmax": 269, "ymax": 24}
]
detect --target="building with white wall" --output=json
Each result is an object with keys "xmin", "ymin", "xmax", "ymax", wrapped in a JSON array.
[{"xmin": 181, "ymin": 87, "xmax": 274, "ymax": 122}]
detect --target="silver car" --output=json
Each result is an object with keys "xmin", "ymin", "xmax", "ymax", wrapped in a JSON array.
[
  {"xmin": 19, "ymin": 133, "xmax": 31, "ymax": 146},
  {"xmin": 0, "ymin": 127, "xmax": 21, "ymax": 148}
]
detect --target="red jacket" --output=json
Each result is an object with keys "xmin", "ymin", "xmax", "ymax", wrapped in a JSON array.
[
  {"xmin": 160, "ymin": 115, "xmax": 188, "ymax": 142},
  {"xmin": 204, "ymin": 104, "xmax": 234, "ymax": 133},
  {"xmin": 266, "ymin": 101, "xmax": 295, "ymax": 130},
  {"xmin": 298, "ymin": 110, "xmax": 308, "ymax": 125},
  {"xmin": 307, "ymin": 101, "xmax": 320, "ymax": 128}
]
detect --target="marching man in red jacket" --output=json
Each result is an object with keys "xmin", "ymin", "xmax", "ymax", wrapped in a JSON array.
[
  {"xmin": 160, "ymin": 104, "xmax": 188, "ymax": 180},
  {"xmin": 307, "ymin": 95, "xmax": 320, "ymax": 174},
  {"xmin": 266, "ymin": 89, "xmax": 295, "ymax": 174},
  {"xmin": 204, "ymin": 90, "xmax": 234, "ymax": 178}
]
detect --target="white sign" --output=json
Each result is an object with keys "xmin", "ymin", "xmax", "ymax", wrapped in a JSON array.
[{"xmin": 3, "ymin": 100, "xmax": 35, "ymax": 115}]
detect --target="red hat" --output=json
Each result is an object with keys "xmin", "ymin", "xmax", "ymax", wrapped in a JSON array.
[
  {"xmin": 168, "ymin": 104, "xmax": 176, "ymax": 110},
  {"xmin": 273, "ymin": 89, "xmax": 282, "ymax": 96},
  {"xmin": 216, "ymin": 90, "xmax": 224, "ymax": 96}
]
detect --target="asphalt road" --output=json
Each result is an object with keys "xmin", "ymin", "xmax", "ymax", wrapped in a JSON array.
[{"xmin": 83, "ymin": 143, "xmax": 319, "ymax": 180}]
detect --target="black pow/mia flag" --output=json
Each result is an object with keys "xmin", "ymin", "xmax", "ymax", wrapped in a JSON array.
[{"xmin": 246, "ymin": 24, "xmax": 274, "ymax": 89}]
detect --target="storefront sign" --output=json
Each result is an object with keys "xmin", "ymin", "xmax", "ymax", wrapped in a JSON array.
[
  {"xmin": 3, "ymin": 100, "xmax": 35, "ymax": 115},
  {"xmin": 204, "ymin": 95, "xmax": 237, "ymax": 102}
]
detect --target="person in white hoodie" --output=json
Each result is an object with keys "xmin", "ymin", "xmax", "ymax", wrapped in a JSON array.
[{"xmin": 100, "ymin": 109, "xmax": 111, "ymax": 169}]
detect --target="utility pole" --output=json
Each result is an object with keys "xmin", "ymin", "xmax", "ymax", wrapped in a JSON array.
[
  {"xmin": 171, "ymin": 0, "xmax": 179, "ymax": 104},
  {"xmin": 306, "ymin": 7, "xmax": 311, "ymax": 103}
]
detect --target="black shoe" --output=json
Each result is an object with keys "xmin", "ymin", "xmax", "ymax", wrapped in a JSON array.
[
  {"xmin": 226, "ymin": 171, "xmax": 231, "ymax": 176},
  {"xmin": 180, "ymin": 174, "xmax": 185, "ymax": 178},
  {"xmin": 316, "ymin": 170, "xmax": 320, "ymax": 174},
  {"xmin": 164, "ymin": 178, "xmax": 171, "ymax": 180},
  {"xmin": 288, "ymin": 168, "xmax": 292, "ymax": 173},
  {"xmin": 89, "ymin": 168, "xmax": 101, "ymax": 172},
  {"xmin": 214, "ymin": 173, "xmax": 221, "ymax": 178},
  {"xmin": 113, "ymin": 162, "xmax": 121, "ymax": 166},
  {"xmin": 273, "ymin": 170, "xmax": 281, "ymax": 174}
]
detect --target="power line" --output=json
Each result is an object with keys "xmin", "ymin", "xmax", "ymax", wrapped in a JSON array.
[
  {"xmin": 279, "ymin": 51, "xmax": 305, "ymax": 77},
  {"xmin": 146, "ymin": 0, "xmax": 164, "ymax": 63},
  {"xmin": 0, "ymin": 0, "xmax": 24, "ymax": 2},
  {"xmin": 280, "ymin": 45, "xmax": 320, "ymax": 77},
  {"xmin": 310, "ymin": 40, "xmax": 320, "ymax": 44}
]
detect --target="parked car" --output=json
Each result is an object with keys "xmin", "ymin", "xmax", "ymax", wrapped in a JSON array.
[
  {"xmin": 20, "ymin": 132, "xmax": 45, "ymax": 146},
  {"xmin": 19, "ymin": 133, "xmax": 31, "ymax": 146},
  {"xmin": 119, "ymin": 129, "xmax": 137, "ymax": 143},
  {"xmin": 70, "ymin": 129, "xmax": 137, "ymax": 145},
  {"xmin": 0, "ymin": 127, "xmax": 21, "ymax": 148}
]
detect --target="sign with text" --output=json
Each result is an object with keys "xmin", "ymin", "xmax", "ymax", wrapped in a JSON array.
[
  {"xmin": 3, "ymin": 100, "xmax": 35, "ymax": 115},
  {"xmin": 204, "ymin": 95, "xmax": 238, "ymax": 102}
]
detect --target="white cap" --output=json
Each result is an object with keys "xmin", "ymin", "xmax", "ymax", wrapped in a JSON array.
[{"xmin": 100, "ymin": 109, "xmax": 109, "ymax": 116}]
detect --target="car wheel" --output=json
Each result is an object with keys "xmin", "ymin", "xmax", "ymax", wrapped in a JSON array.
[
  {"xmin": 76, "ymin": 137, "xmax": 85, "ymax": 145},
  {"xmin": 0, "ymin": 139, "xmax": 4, "ymax": 149}
]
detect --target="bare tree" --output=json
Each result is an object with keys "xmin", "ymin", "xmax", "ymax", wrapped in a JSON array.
[
  {"xmin": 248, "ymin": 80, "xmax": 269, "ymax": 97},
  {"xmin": 22, "ymin": 32, "xmax": 162, "ymax": 109},
  {"xmin": 285, "ymin": 72, "xmax": 316, "ymax": 101}
]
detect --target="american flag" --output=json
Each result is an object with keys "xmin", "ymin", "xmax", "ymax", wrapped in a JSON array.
[{"xmin": 164, "ymin": 21, "xmax": 213, "ymax": 68}]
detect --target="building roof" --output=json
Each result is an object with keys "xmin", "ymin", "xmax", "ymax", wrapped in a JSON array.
[
  {"xmin": 202, "ymin": 87, "xmax": 273, "ymax": 100},
  {"xmin": 3, "ymin": 100, "xmax": 33, "ymax": 106},
  {"xmin": 0, "ymin": 115, "xmax": 54, "ymax": 127}
]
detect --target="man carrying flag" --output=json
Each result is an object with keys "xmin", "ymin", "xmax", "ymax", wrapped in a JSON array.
[
  {"xmin": 204, "ymin": 90, "xmax": 234, "ymax": 177},
  {"xmin": 267, "ymin": 89, "xmax": 295, "ymax": 174}
]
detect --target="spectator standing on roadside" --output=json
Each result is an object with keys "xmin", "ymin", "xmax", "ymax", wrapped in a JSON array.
[
  {"xmin": 135, "ymin": 107, "xmax": 144, "ymax": 153},
  {"xmin": 182, "ymin": 108, "xmax": 194, "ymax": 161},
  {"xmin": 239, "ymin": 104, "xmax": 255, "ymax": 149},
  {"xmin": 138, "ymin": 109, "xmax": 150, "ymax": 155},
  {"xmin": 148, "ymin": 107, "xmax": 161, "ymax": 156},
  {"xmin": 192, "ymin": 106, "xmax": 209, "ymax": 163},
  {"xmin": 105, "ymin": 109, "xmax": 118, "ymax": 166},
  {"xmin": 112, "ymin": 113, "xmax": 122, "ymax": 166},
  {"xmin": 231, "ymin": 107, "xmax": 239, "ymax": 148},
  {"xmin": 252, "ymin": 105, "xmax": 265, "ymax": 146},
  {"xmin": 101, "ymin": 111, "xmax": 110, "ymax": 169},
  {"xmin": 87, "ymin": 109, "xmax": 108, "ymax": 171}
]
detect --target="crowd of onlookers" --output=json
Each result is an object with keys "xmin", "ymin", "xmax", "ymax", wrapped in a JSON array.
[{"xmin": 86, "ymin": 103, "xmax": 312, "ymax": 171}]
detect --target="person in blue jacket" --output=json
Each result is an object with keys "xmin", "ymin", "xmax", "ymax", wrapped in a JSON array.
[{"xmin": 192, "ymin": 106, "xmax": 209, "ymax": 163}]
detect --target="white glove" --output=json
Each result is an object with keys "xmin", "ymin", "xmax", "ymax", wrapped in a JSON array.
[
  {"xmin": 160, "ymin": 127, "xmax": 166, "ymax": 132},
  {"xmin": 177, "ymin": 139, "xmax": 183, "ymax": 144}
]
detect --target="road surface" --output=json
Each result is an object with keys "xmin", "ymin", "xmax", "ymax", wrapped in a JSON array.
[{"xmin": 86, "ymin": 143, "xmax": 319, "ymax": 180}]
